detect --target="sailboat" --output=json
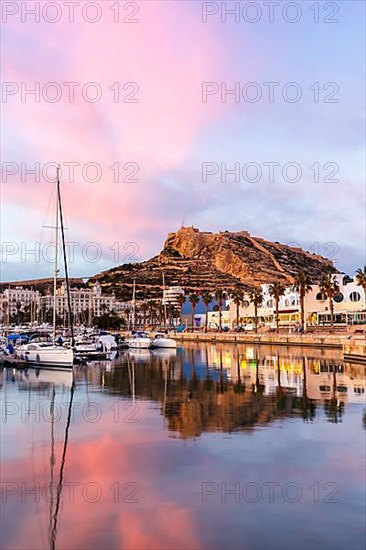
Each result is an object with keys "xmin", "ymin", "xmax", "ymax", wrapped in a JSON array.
[
  {"xmin": 17, "ymin": 167, "xmax": 74, "ymax": 368},
  {"xmin": 126, "ymin": 280, "xmax": 151, "ymax": 349}
]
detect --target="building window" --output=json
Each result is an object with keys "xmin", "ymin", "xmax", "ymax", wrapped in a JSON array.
[
  {"xmin": 242, "ymin": 300, "xmax": 249, "ymax": 308},
  {"xmin": 333, "ymin": 292, "xmax": 344, "ymax": 303},
  {"xmin": 266, "ymin": 299, "xmax": 273, "ymax": 308},
  {"xmin": 316, "ymin": 292, "xmax": 327, "ymax": 301},
  {"xmin": 285, "ymin": 299, "xmax": 290, "ymax": 307},
  {"xmin": 349, "ymin": 292, "xmax": 361, "ymax": 302}
]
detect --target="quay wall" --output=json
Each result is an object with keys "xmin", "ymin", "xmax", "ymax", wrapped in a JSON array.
[{"xmin": 173, "ymin": 332, "xmax": 366, "ymax": 356}]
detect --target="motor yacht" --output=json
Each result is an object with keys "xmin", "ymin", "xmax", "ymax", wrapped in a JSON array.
[
  {"xmin": 16, "ymin": 333, "xmax": 73, "ymax": 368},
  {"xmin": 126, "ymin": 331, "xmax": 151, "ymax": 349},
  {"xmin": 150, "ymin": 332, "xmax": 177, "ymax": 349}
]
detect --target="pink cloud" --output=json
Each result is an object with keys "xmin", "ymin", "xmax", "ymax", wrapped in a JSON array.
[{"xmin": 2, "ymin": 3, "xmax": 227, "ymax": 262}]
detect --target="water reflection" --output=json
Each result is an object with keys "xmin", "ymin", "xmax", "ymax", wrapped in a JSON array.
[
  {"xmin": 1, "ymin": 344, "xmax": 365, "ymax": 550},
  {"xmin": 90, "ymin": 345, "xmax": 365, "ymax": 438}
]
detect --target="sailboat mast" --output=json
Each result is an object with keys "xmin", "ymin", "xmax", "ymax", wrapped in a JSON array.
[
  {"xmin": 57, "ymin": 166, "xmax": 75, "ymax": 347},
  {"xmin": 162, "ymin": 271, "xmax": 167, "ymax": 330},
  {"xmin": 52, "ymin": 169, "xmax": 60, "ymax": 343},
  {"xmin": 132, "ymin": 278, "xmax": 136, "ymax": 330}
]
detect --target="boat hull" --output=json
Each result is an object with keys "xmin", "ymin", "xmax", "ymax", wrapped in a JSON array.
[
  {"xmin": 17, "ymin": 347, "xmax": 74, "ymax": 368},
  {"xmin": 126, "ymin": 338, "xmax": 151, "ymax": 349},
  {"xmin": 151, "ymin": 339, "xmax": 177, "ymax": 349}
]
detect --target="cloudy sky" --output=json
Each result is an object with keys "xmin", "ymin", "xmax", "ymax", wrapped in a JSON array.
[{"xmin": 1, "ymin": 0, "xmax": 365, "ymax": 281}]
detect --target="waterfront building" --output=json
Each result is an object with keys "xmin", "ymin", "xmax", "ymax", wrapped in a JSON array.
[
  {"xmin": 40, "ymin": 281, "xmax": 117, "ymax": 322},
  {"xmin": 305, "ymin": 273, "xmax": 366, "ymax": 326},
  {"xmin": 0, "ymin": 286, "xmax": 40, "ymax": 322},
  {"xmin": 162, "ymin": 286, "xmax": 185, "ymax": 307},
  {"xmin": 229, "ymin": 273, "xmax": 366, "ymax": 329}
]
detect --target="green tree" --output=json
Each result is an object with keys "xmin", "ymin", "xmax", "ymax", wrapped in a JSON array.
[
  {"xmin": 231, "ymin": 289, "xmax": 244, "ymax": 328},
  {"xmin": 319, "ymin": 274, "xmax": 340, "ymax": 332},
  {"xmin": 2, "ymin": 300, "xmax": 9, "ymax": 326},
  {"xmin": 140, "ymin": 302, "xmax": 149, "ymax": 329},
  {"xmin": 147, "ymin": 300, "xmax": 156, "ymax": 328},
  {"xmin": 249, "ymin": 286, "xmax": 263, "ymax": 332},
  {"xmin": 16, "ymin": 301, "xmax": 23, "ymax": 324},
  {"xmin": 292, "ymin": 272, "xmax": 312, "ymax": 331},
  {"xmin": 355, "ymin": 266, "xmax": 366, "ymax": 293},
  {"xmin": 189, "ymin": 292, "xmax": 200, "ymax": 330},
  {"xmin": 201, "ymin": 291, "xmax": 213, "ymax": 333},
  {"xmin": 176, "ymin": 293, "xmax": 186, "ymax": 326},
  {"xmin": 355, "ymin": 266, "xmax": 366, "ymax": 319},
  {"xmin": 269, "ymin": 282, "xmax": 286, "ymax": 333},
  {"xmin": 215, "ymin": 289, "xmax": 227, "ymax": 331}
]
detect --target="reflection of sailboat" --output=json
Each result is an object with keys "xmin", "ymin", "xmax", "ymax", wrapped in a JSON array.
[
  {"xmin": 22, "ymin": 368, "xmax": 73, "ymax": 388},
  {"xmin": 127, "ymin": 349, "xmax": 151, "ymax": 363},
  {"xmin": 151, "ymin": 348, "xmax": 177, "ymax": 359},
  {"xmin": 19, "ymin": 367, "xmax": 74, "ymax": 550}
]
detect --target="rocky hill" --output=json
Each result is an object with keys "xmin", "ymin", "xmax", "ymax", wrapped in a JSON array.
[{"xmin": 90, "ymin": 227, "xmax": 337, "ymax": 300}]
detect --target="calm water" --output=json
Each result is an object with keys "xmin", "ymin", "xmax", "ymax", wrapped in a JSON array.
[{"xmin": 1, "ymin": 344, "xmax": 365, "ymax": 550}]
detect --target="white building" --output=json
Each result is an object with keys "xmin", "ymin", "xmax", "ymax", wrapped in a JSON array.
[
  {"xmin": 230, "ymin": 273, "xmax": 366, "ymax": 328},
  {"xmin": 41, "ymin": 282, "xmax": 117, "ymax": 322},
  {"xmin": 162, "ymin": 286, "xmax": 185, "ymax": 307},
  {"xmin": 0, "ymin": 286, "xmax": 40, "ymax": 321}
]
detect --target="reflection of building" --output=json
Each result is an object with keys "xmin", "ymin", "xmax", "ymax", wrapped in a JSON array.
[{"xmin": 230, "ymin": 273, "xmax": 366, "ymax": 328}]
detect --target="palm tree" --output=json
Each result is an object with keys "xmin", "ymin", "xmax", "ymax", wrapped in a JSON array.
[
  {"xmin": 355, "ymin": 266, "xmax": 366, "ymax": 317},
  {"xmin": 293, "ymin": 272, "xmax": 312, "ymax": 331},
  {"xmin": 16, "ymin": 300, "xmax": 23, "ymax": 324},
  {"xmin": 269, "ymin": 282, "xmax": 286, "ymax": 333},
  {"xmin": 249, "ymin": 286, "xmax": 263, "ymax": 332},
  {"xmin": 2, "ymin": 300, "xmax": 9, "ymax": 326},
  {"xmin": 201, "ymin": 290, "xmax": 213, "ymax": 332},
  {"xmin": 147, "ymin": 300, "xmax": 156, "ymax": 328},
  {"xmin": 189, "ymin": 292, "xmax": 200, "ymax": 330},
  {"xmin": 231, "ymin": 289, "xmax": 244, "ymax": 329},
  {"xmin": 355, "ymin": 266, "xmax": 366, "ymax": 293},
  {"xmin": 215, "ymin": 289, "xmax": 227, "ymax": 332},
  {"xmin": 140, "ymin": 302, "xmax": 149, "ymax": 329},
  {"xmin": 319, "ymin": 274, "xmax": 340, "ymax": 332},
  {"xmin": 176, "ymin": 293, "xmax": 186, "ymax": 326}
]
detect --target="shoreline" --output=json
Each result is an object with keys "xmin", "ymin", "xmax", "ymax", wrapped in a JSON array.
[{"xmin": 172, "ymin": 332, "xmax": 366, "ymax": 363}]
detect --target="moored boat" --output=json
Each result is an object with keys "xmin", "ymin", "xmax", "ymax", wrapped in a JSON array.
[
  {"xmin": 16, "ymin": 333, "xmax": 73, "ymax": 368},
  {"xmin": 150, "ymin": 332, "xmax": 177, "ymax": 349},
  {"xmin": 126, "ymin": 331, "xmax": 151, "ymax": 349}
]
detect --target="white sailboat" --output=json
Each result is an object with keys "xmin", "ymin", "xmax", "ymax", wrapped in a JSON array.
[{"xmin": 17, "ymin": 167, "xmax": 74, "ymax": 368}]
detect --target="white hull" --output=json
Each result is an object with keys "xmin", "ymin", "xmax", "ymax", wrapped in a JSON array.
[
  {"xmin": 127, "ymin": 338, "xmax": 151, "ymax": 349},
  {"xmin": 151, "ymin": 338, "xmax": 177, "ymax": 349},
  {"xmin": 17, "ymin": 346, "xmax": 74, "ymax": 368}
]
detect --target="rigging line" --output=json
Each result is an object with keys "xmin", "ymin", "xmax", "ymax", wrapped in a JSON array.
[
  {"xmin": 57, "ymin": 174, "xmax": 75, "ymax": 346},
  {"xmin": 51, "ymin": 380, "xmax": 75, "ymax": 550}
]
